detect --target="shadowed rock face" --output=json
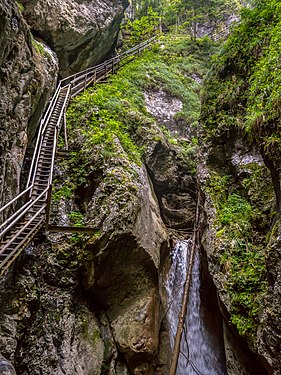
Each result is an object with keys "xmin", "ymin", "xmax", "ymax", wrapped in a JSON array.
[
  {"xmin": 0, "ymin": 0, "xmax": 58, "ymax": 213},
  {"xmin": 21, "ymin": 0, "xmax": 129, "ymax": 77},
  {"xmin": 0, "ymin": 149, "xmax": 168, "ymax": 374},
  {"xmin": 200, "ymin": 131, "xmax": 279, "ymax": 375},
  {"xmin": 145, "ymin": 140, "xmax": 196, "ymax": 230}
]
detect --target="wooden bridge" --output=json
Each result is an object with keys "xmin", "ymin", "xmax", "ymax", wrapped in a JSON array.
[{"xmin": 0, "ymin": 37, "xmax": 157, "ymax": 275}]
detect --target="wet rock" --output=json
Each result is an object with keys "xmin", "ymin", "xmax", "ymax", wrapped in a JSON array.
[
  {"xmin": 144, "ymin": 89, "xmax": 183, "ymax": 136},
  {"xmin": 21, "ymin": 0, "xmax": 128, "ymax": 76},
  {"xmin": 0, "ymin": 244, "xmax": 104, "ymax": 375},
  {"xmin": 0, "ymin": 0, "xmax": 58, "ymax": 212},
  {"xmin": 256, "ymin": 229, "xmax": 281, "ymax": 375},
  {"xmin": 111, "ymin": 291, "xmax": 159, "ymax": 371},
  {"xmin": 199, "ymin": 129, "xmax": 280, "ymax": 374},
  {"xmin": 76, "ymin": 146, "xmax": 168, "ymax": 373},
  {"xmin": 0, "ymin": 355, "xmax": 16, "ymax": 375},
  {"xmin": 0, "ymin": 133, "xmax": 168, "ymax": 373},
  {"xmin": 145, "ymin": 140, "xmax": 196, "ymax": 230}
]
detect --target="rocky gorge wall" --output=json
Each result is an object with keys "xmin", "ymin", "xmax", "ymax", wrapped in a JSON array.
[
  {"xmin": 0, "ymin": 1, "xmax": 280, "ymax": 374},
  {"xmin": 0, "ymin": 0, "xmax": 58, "ymax": 213},
  {"xmin": 20, "ymin": 0, "xmax": 129, "ymax": 77},
  {"xmin": 0, "ymin": 37, "xmax": 203, "ymax": 374},
  {"xmin": 0, "ymin": 0, "xmax": 128, "ymax": 212},
  {"xmin": 200, "ymin": 2, "xmax": 281, "ymax": 372},
  {"xmin": 199, "ymin": 131, "xmax": 279, "ymax": 375}
]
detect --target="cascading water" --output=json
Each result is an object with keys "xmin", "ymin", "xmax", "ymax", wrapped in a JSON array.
[{"xmin": 166, "ymin": 241, "xmax": 227, "ymax": 375}]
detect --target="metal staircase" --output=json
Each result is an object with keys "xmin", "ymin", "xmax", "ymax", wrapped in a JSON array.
[{"xmin": 0, "ymin": 36, "xmax": 157, "ymax": 275}]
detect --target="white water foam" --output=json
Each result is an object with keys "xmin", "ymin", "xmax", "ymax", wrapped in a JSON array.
[{"xmin": 166, "ymin": 241, "xmax": 226, "ymax": 375}]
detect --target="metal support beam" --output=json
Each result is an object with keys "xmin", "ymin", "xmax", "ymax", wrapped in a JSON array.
[{"xmin": 47, "ymin": 225, "xmax": 99, "ymax": 234}]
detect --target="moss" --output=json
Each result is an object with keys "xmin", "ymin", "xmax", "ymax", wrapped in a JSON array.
[
  {"xmin": 92, "ymin": 329, "xmax": 101, "ymax": 343},
  {"xmin": 57, "ymin": 36, "xmax": 210, "ymax": 227},
  {"xmin": 201, "ymin": 3, "xmax": 281, "ymax": 336},
  {"xmin": 206, "ymin": 168, "xmax": 270, "ymax": 337},
  {"xmin": 15, "ymin": 1, "xmax": 24, "ymax": 12},
  {"xmin": 202, "ymin": 0, "xmax": 281, "ymax": 163},
  {"xmin": 32, "ymin": 38, "xmax": 48, "ymax": 57}
]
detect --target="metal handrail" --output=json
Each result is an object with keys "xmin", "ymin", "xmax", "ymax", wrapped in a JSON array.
[
  {"xmin": 1, "ymin": 36, "xmax": 157, "ymax": 212},
  {"xmin": 0, "ymin": 214, "xmax": 45, "ymax": 270},
  {"xmin": 48, "ymin": 84, "xmax": 71, "ymax": 188},
  {"xmin": 0, "ymin": 204, "xmax": 46, "ymax": 256},
  {"xmin": 0, "ymin": 200, "xmax": 31, "ymax": 233},
  {"xmin": 60, "ymin": 36, "xmax": 157, "ymax": 87},
  {"xmin": 0, "ymin": 186, "xmax": 33, "ymax": 215},
  {"xmin": 0, "ymin": 35, "xmax": 158, "ymax": 272},
  {"xmin": 0, "ymin": 187, "xmax": 48, "ymax": 242},
  {"xmin": 26, "ymin": 83, "xmax": 63, "ymax": 188}
]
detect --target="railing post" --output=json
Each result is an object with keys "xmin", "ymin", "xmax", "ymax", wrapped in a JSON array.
[
  {"xmin": 64, "ymin": 112, "xmax": 68, "ymax": 150},
  {"xmin": 84, "ymin": 70, "xmax": 88, "ymax": 90},
  {"xmin": 45, "ymin": 185, "xmax": 52, "ymax": 230}
]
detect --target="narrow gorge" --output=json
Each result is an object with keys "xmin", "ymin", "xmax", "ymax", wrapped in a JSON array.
[{"xmin": 0, "ymin": 0, "xmax": 280, "ymax": 375}]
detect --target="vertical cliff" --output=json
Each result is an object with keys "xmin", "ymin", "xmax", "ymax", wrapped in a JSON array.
[
  {"xmin": 200, "ymin": 1, "xmax": 281, "ymax": 373},
  {"xmin": 0, "ymin": 0, "xmax": 58, "ymax": 212},
  {"xmin": 0, "ymin": 36, "xmax": 207, "ymax": 374},
  {"xmin": 1, "ymin": 0, "xmax": 280, "ymax": 373}
]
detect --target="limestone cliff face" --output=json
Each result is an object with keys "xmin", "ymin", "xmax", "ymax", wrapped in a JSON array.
[
  {"xmin": 0, "ymin": 0, "xmax": 58, "ymax": 212},
  {"xmin": 199, "ymin": 129, "xmax": 280, "ymax": 375},
  {"xmin": 198, "ymin": 3, "xmax": 281, "ymax": 370},
  {"xmin": 21, "ymin": 0, "xmax": 128, "ymax": 77},
  {"xmin": 0, "ymin": 47, "xmax": 200, "ymax": 373},
  {"xmin": 0, "ymin": 135, "xmax": 168, "ymax": 374}
]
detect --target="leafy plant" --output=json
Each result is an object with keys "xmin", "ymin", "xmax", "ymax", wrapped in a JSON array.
[
  {"xmin": 207, "ymin": 171, "xmax": 269, "ymax": 336},
  {"xmin": 15, "ymin": 1, "xmax": 24, "ymax": 12}
]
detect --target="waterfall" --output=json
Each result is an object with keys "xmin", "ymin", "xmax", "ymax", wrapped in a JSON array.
[{"xmin": 166, "ymin": 241, "xmax": 227, "ymax": 375}]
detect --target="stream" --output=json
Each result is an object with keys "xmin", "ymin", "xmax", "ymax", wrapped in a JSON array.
[{"xmin": 166, "ymin": 241, "xmax": 227, "ymax": 375}]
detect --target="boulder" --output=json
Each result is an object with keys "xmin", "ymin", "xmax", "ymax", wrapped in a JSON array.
[
  {"xmin": 0, "ymin": 355, "xmax": 16, "ymax": 375},
  {"xmin": 21, "ymin": 0, "xmax": 129, "ymax": 77}
]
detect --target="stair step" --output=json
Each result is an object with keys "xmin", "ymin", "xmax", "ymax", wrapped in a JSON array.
[
  {"xmin": 38, "ymin": 166, "xmax": 50, "ymax": 171},
  {"xmin": 36, "ymin": 172, "xmax": 50, "ymax": 176}
]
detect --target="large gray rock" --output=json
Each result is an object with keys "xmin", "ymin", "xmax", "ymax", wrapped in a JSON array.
[
  {"xmin": 21, "ymin": 0, "xmax": 128, "ymax": 77},
  {"xmin": 0, "ymin": 355, "xmax": 16, "ymax": 375},
  {"xmin": 0, "ymin": 135, "xmax": 168, "ymax": 374},
  {"xmin": 73, "ymin": 141, "xmax": 168, "ymax": 373},
  {"xmin": 0, "ymin": 0, "xmax": 58, "ymax": 214},
  {"xmin": 199, "ymin": 131, "xmax": 280, "ymax": 374}
]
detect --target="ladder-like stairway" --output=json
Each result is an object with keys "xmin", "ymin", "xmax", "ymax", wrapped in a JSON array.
[
  {"xmin": 0, "ymin": 86, "xmax": 71, "ymax": 273},
  {"xmin": 0, "ymin": 36, "xmax": 157, "ymax": 275}
]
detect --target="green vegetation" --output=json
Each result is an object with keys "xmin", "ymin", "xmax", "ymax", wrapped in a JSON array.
[
  {"xmin": 68, "ymin": 211, "xmax": 85, "ymax": 227},
  {"xmin": 51, "ymin": 36, "xmax": 210, "ymax": 254},
  {"xmin": 124, "ymin": 6, "xmax": 159, "ymax": 46},
  {"xmin": 61, "ymin": 36, "xmax": 210, "ymax": 203},
  {"xmin": 202, "ymin": 0, "xmax": 281, "ymax": 171},
  {"xmin": 206, "ymin": 171, "xmax": 269, "ymax": 336},
  {"xmin": 201, "ymin": 0, "xmax": 281, "ymax": 337},
  {"xmin": 15, "ymin": 1, "xmax": 24, "ymax": 12},
  {"xmin": 126, "ymin": 0, "xmax": 243, "ymax": 35},
  {"xmin": 32, "ymin": 38, "xmax": 47, "ymax": 56}
]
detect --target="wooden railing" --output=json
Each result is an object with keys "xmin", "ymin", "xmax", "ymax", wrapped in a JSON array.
[{"xmin": 0, "ymin": 36, "xmax": 157, "ymax": 275}]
